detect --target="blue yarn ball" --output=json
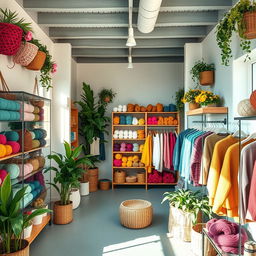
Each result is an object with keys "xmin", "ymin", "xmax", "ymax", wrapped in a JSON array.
[
  {"xmin": 5, "ymin": 164, "xmax": 20, "ymax": 179},
  {"xmin": 0, "ymin": 110, "xmax": 11, "ymax": 120},
  {"xmin": 3, "ymin": 131, "xmax": 19, "ymax": 141}
]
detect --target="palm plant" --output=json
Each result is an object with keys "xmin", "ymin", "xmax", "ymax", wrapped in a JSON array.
[
  {"xmin": 76, "ymin": 83, "xmax": 111, "ymax": 154},
  {"xmin": 0, "ymin": 175, "xmax": 50, "ymax": 254},
  {"xmin": 162, "ymin": 189, "xmax": 212, "ymax": 224},
  {"xmin": 45, "ymin": 141, "xmax": 94, "ymax": 205}
]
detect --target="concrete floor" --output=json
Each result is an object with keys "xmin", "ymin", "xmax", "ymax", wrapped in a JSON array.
[{"xmin": 30, "ymin": 188, "xmax": 192, "ymax": 256}]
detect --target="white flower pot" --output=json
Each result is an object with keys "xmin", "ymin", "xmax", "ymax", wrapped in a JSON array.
[
  {"xmin": 22, "ymin": 224, "xmax": 33, "ymax": 239},
  {"xmin": 42, "ymin": 204, "xmax": 48, "ymax": 217},
  {"xmin": 32, "ymin": 210, "xmax": 43, "ymax": 225},
  {"xmin": 70, "ymin": 189, "xmax": 81, "ymax": 209},
  {"xmin": 80, "ymin": 182, "xmax": 89, "ymax": 196}
]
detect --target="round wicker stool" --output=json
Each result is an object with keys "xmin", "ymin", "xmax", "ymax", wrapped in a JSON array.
[{"xmin": 119, "ymin": 199, "xmax": 153, "ymax": 229}]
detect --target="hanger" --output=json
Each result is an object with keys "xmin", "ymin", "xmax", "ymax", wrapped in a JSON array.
[
  {"xmin": 241, "ymin": 132, "xmax": 256, "ymax": 145},
  {"xmin": 232, "ymin": 128, "xmax": 247, "ymax": 138}
]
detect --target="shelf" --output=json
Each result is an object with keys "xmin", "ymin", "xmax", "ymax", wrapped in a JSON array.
[
  {"xmin": 113, "ymin": 112, "xmax": 145, "ymax": 114},
  {"xmin": 148, "ymin": 183, "xmax": 177, "ymax": 185},
  {"xmin": 112, "ymin": 112, "xmax": 178, "ymax": 114},
  {"xmin": 25, "ymin": 188, "xmax": 49, "ymax": 209},
  {"xmin": 147, "ymin": 125, "xmax": 178, "ymax": 127},
  {"xmin": 0, "ymin": 146, "xmax": 50, "ymax": 162},
  {"xmin": 113, "ymin": 182, "xmax": 146, "ymax": 185},
  {"xmin": 113, "ymin": 139, "xmax": 145, "ymax": 141},
  {"xmin": 113, "ymin": 151, "xmax": 142, "ymax": 154},
  {"xmin": 12, "ymin": 167, "xmax": 46, "ymax": 186},
  {"xmin": 234, "ymin": 115, "xmax": 256, "ymax": 121},
  {"xmin": 186, "ymin": 107, "xmax": 228, "ymax": 116},
  {"xmin": 113, "ymin": 125, "xmax": 146, "ymax": 127},
  {"xmin": 26, "ymin": 215, "xmax": 51, "ymax": 244},
  {"xmin": 113, "ymin": 167, "xmax": 145, "ymax": 169}
]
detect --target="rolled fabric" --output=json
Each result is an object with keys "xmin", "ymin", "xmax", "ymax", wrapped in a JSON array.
[
  {"xmin": 5, "ymin": 164, "xmax": 20, "ymax": 179},
  {"xmin": 34, "ymin": 172, "xmax": 45, "ymax": 187},
  {"xmin": 6, "ymin": 141, "xmax": 20, "ymax": 153},
  {"xmin": 30, "ymin": 100, "xmax": 44, "ymax": 108},
  {"xmin": 22, "ymin": 103, "xmax": 34, "ymax": 113},
  {"xmin": 0, "ymin": 144, "xmax": 6, "ymax": 157},
  {"xmin": 27, "ymin": 158, "xmax": 40, "ymax": 171},
  {"xmin": 0, "ymin": 110, "xmax": 11, "ymax": 120},
  {"xmin": 39, "ymin": 114, "xmax": 44, "ymax": 121},
  {"xmin": 22, "ymin": 112, "xmax": 35, "ymax": 121},
  {"xmin": 0, "ymin": 169, "xmax": 7, "ymax": 185},
  {"xmin": 32, "ymin": 140, "xmax": 40, "ymax": 149},
  {"xmin": 18, "ymin": 164, "xmax": 30, "ymax": 177},
  {"xmin": 0, "ymin": 134, "xmax": 6, "ymax": 144},
  {"xmin": 31, "ymin": 190, "xmax": 38, "ymax": 198},
  {"xmin": 9, "ymin": 111, "xmax": 20, "ymax": 121},
  {"xmin": 0, "ymin": 98, "xmax": 20, "ymax": 111},
  {"xmin": 2, "ymin": 131, "xmax": 19, "ymax": 141},
  {"xmin": 39, "ymin": 139, "xmax": 46, "ymax": 147},
  {"xmin": 18, "ymin": 130, "xmax": 32, "ymax": 151},
  {"xmin": 25, "ymin": 163, "xmax": 33, "ymax": 173},
  {"xmin": 33, "ymin": 106, "xmax": 40, "ymax": 114},
  {"xmin": 5, "ymin": 145, "xmax": 12, "ymax": 156},
  {"xmin": 33, "ymin": 114, "xmax": 40, "ymax": 121},
  {"xmin": 36, "ymin": 156, "xmax": 45, "ymax": 168},
  {"xmin": 39, "ymin": 108, "xmax": 44, "ymax": 114},
  {"xmin": 29, "ymin": 131, "xmax": 35, "ymax": 140},
  {"xmin": 30, "ymin": 180, "xmax": 41, "ymax": 188}
]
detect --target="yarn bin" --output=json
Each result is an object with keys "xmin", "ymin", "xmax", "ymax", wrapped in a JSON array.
[{"xmin": 237, "ymin": 99, "xmax": 256, "ymax": 117}]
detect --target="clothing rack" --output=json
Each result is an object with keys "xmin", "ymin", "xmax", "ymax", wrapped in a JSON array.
[{"xmin": 192, "ymin": 119, "xmax": 227, "ymax": 125}]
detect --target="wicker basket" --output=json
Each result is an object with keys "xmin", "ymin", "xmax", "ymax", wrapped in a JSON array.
[
  {"xmin": 120, "ymin": 199, "xmax": 153, "ymax": 229},
  {"xmin": 13, "ymin": 42, "xmax": 38, "ymax": 66},
  {"xmin": 53, "ymin": 201, "xmax": 73, "ymax": 225},
  {"xmin": 99, "ymin": 179, "xmax": 111, "ymax": 190},
  {"xmin": 244, "ymin": 11, "xmax": 256, "ymax": 39},
  {"xmin": 114, "ymin": 170, "xmax": 126, "ymax": 183},
  {"xmin": 126, "ymin": 176, "xmax": 137, "ymax": 183},
  {"xmin": 137, "ymin": 172, "xmax": 145, "ymax": 183},
  {"xmin": 0, "ymin": 240, "xmax": 30, "ymax": 256},
  {"xmin": 88, "ymin": 168, "xmax": 99, "ymax": 192},
  {"xmin": 26, "ymin": 51, "xmax": 46, "ymax": 71}
]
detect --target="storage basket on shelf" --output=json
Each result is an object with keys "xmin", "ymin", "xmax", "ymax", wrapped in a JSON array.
[
  {"xmin": 120, "ymin": 199, "xmax": 153, "ymax": 229},
  {"xmin": 0, "ymin": 23, "xmax": 23, "ymax": 56},
  {"xmin": 26, "ymin": 50, "xmax": 46, "ymax": 70},
  {"xmin": 13, "ymin": 42, "xmax": 38, "ymax": 66},
  {"xmin": 114, "ymin": 170, "xmax": 126, "ymax": 183},
  {"xmin": 126, "ymin": 176, "xmax": 137, "ymax": 183},
  {"xmin": 99, "ymin": 179, "xmax": 111, "ymax": 190},
  {"xmin": 88, "ymin": 168, "xmax": 98, "ymax": 192},
  {"xmin": 137, "ymin": 172, "xmax": 145, "ymax": 183}
]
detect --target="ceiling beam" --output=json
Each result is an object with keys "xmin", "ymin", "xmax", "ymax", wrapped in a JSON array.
[
  {"xmin": 72, "ymin": 48, "xmax": 184, "ymax": 57},
  {"xmin": 50, "ymin": 26, "xmax": 207, "ymax": 39},
  {"xmin": 23, "ymin": 0, "xmax": 231, "ymax": 12},
  {"xmin": 38, "ymin": 11, "xmax": 218, "ymax": 27},
  {"xmin": 57, "ymin": 38, "xmax": 198, "ymax": 49},
  {"xmin": 76, "ymin": 56, "xmax": 184, "ymax": 63}
]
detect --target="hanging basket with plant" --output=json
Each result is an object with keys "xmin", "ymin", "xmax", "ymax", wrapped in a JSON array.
[
  {"xmin": 0, "ymin": 8, "xmax": 32, "ymax": 56},
  {"xmin": 98, "ymin": 88, "xmax": 116, "ymax": 103},
  {"xmin": 190, "ymin": 60, "xmax": 215, "ymax": 86},
  {"xmin": 182, "ymin": 89, "xmax": 202, "ymax": 110},
  {"xmin": 216, "ymin": 0, "xmax": 256, "ymax": 66}
]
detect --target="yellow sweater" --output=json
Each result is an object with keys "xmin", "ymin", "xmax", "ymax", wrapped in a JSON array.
[
  {"xmin": 207, "ymin": 136, "xmax": 238, "ymax": 209},
  {"xmin": 141, "ymin": 135, "xmax": 153, "ymax": 173}
]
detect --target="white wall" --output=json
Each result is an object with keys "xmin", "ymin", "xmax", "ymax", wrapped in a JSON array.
[
  {"xmin": 71, "ymin": 58, "xmax": 77, "ymax": 101},
  {"xmin": 76, "ymin": 62, "xmax": 184, "ymax": 179}
]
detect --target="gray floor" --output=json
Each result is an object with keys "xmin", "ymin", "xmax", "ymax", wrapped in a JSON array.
[{"xmin": 30, "ymin": 188, "xmax": 192, "ymax": 256}]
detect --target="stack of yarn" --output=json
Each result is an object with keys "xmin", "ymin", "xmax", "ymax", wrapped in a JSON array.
[
  {"xmin": 113, "ymin": 130, "xmax": 138, "ymax": 139},
  {"xmin": 0, "ymin": 98, "xmax": 20, "ymax": 121},
  {"xmin": 30, "ymin": 100, "xmax": 44, "ymax": 121},
  {"xmin": 148, "ymin": 170, "xmax": 176, "ymax": 183},
  {"xmin": 0, "ymin": 131, "xmax": 20, "ymax": 158},
  {"xmin": 114, "ymin": 116, "xmax": 145, "ymax": 126},
  {"xmin": 147, "ymin": 116, "xmax": 178, "ymax": 125},
  {"xmin": 206, "ymin": 219, "xmax": 248, "ymax": 254},
  {"xmin": 137, "ymin": 130, "xmax": 145, "ymax": 139},
  {"xmin": 127, "ymin": 103, "xmax": 164, "ymax": 112},
  {"xmin": 163, "ymin": 104, "xmax": 177, "ymax": 112},
  {"xmin": 114, "ymin": 143, "xmax": 144, "ymax": 152},
  {"xmin": 113, "ymin": 105, "xmax": 127, "ymax": 112},
  {"xmin": 113, "ymin": 154, "xmax": 145, "ymax": 168}
]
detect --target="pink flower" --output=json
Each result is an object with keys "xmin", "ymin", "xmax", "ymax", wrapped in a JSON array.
[
  {"xmin": 51, "ymin": 63, "xmax": 57, "ymax": 74},
  {"xmin": 24, "ymin": 31, "xmax": 33, "ymax": 41}
]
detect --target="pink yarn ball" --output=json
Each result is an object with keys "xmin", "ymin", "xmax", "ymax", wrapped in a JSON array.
[
  {"xmin": 0, "ymin": 134, "xmax": 6, "ymax": 145},
  {"xmin": 25, "ymin": 163, "xmax": 33, "ymax": 173},
  {"xmin": 0, "ymin": 169, "xmax": 7, "ymax": 185},
  {"xmin": 18, "ymin": 164, "xmax": 30, "ymax": 177},
  {"xmin": 6, "ymin": 141, "xmax": 20, "ymax": 153},
  {"xmin": 113, "ymin": 159, "xmax": 122, "ymax": 167}
]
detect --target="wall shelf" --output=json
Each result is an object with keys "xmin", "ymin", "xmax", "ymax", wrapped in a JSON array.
[{"xmin": 186, "ymin": 107, "xmax": 228, "ymax": 116}]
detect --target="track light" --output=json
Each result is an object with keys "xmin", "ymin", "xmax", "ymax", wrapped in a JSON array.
[
  {"xmin": 128, "ymin": 55, "xmax": 133, "ymax": 69},
  {"xmin": 126, "ymin": 27, "xmax": 136, "ymax": 47}
]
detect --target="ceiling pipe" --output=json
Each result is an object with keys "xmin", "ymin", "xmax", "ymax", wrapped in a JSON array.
[
  {"xmin": 126, "ymin": 0, "xmax": 136, "ymax": 47},
  {"xmin": 137, "ymin": 0, "xmax": 162, "ymax": 34},
  {"xmin": 128, "ymin": 47, "xmax": 133, "ymax": 69}
]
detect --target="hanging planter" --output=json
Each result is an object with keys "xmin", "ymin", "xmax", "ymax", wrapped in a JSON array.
[
  {"xmin": 244, "ymin": 11, "xmax": 256, "ymax": 39},
  {"xmin": 25, "ymin": 50, "xmax": 46, "ymax": 71},
  {"xmin": 13, "ymin": 42, "xmax": 38, "ymax": 66},
  {"xmin": 199, "ymin": 71, "xmax": 214, "ymax": 86}
]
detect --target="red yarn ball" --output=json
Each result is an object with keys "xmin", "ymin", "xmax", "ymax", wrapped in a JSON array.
[
  {"xmin": 0, "ymin": 169, "xmax": 7, "ymax": 185},
  {"xmin": 0, "ymin": 134, "xmax": 6, "ymax": 145},
  {"xmin": 6, "ymin": 141, "xmax": 20, "ymax": 153}
]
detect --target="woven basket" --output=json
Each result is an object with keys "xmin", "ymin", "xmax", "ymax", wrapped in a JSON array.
[
  {"xmin": 13, "ymin": 42, "xmax": 39, "ymax": 66},
  {"xmin": 0, "ymin": 240, "xmax": 30, "ymax": 255},
  {"xmin": 88, "ymin": 168, "xmax": 98, "ymax": 192},
  {"xmin": 99, "ymin": 179, "xmax": 111, "ymax": 190},
  {"xmin": 126, "ymin": 176, "xmax": 137, "ymax": 183},
  {"xmin": 26, "ymin": 50, "xmax": 46, "ymax": 70},
  {"xmin": 53, "ymin": 201, "xmax": 73, "ymax": 225},
  {"xmin": 137, "ymin": 172, "xmax": 145, "ymax": 183},
  {"xmin": 114, "ymin": 170, "xmax": 126, "ymax": 183},
  {"xmin": 120, "ymin": 199, "xmax": 153, "ymax": 229},
  {"xmin": 200, "ymin": 71, "xmax": 214, "ymax": 86},
  {"xmin": 244, "ymin": 11, "xmax": 256, "ymax": 39},
  {"xmin": 0, "ymin": 23, "xmax": 23, "ymax": 56}
]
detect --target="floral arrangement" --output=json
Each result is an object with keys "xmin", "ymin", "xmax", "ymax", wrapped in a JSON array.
[
  {"xmin": 195, "ymin": 90, "xmax": 220, "ymax": 106},
  {"xmin": 182, "ymin": 89, "xmax": 202, "ymax": 103}
]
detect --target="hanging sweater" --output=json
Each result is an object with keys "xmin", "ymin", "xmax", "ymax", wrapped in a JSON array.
[
  {"xmin": 246, "ymin": 161, "xmax": 256, "ymax": 221},
  {"xmin": 141, "ymin": 135, "xmax": 153, "ymax": 173},
  {"xmin": 207, "ymin": 135, "xmax": 238, "ymax": 208},
  {"xmin": 164, "ymin": 132, "xmax": 171, "ymax": 169},
  {"xmin": 153, "ymin": 134, "xmax": 160, "ymax": 170},
  {"xmin": 159, "ymin": 133, "xmax": 164, "ymax": 172}
]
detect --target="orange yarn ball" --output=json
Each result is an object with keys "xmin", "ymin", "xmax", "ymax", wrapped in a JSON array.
[
  {"xmin": 5, "ymin": 145, "xmax": 12, "ymax": 156},
  {"xmin": 0, "ymin": 144, "xmax": 6, "ymax": 158}
]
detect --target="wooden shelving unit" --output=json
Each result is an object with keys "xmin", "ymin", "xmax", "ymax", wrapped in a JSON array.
[
  {"xmin": 112, "ymin": 111, "xmax": 180, "ymax": 189},
  {"xmin": 71, "ymin": 103, "xmax": 79, "ymax": 148}
]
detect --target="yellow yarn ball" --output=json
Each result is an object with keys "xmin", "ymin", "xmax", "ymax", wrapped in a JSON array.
[
  {"xmin": 122, "ymin": 162, "xmax": 127, "ymax": 167},
  {"xmin": 115, "ymin": 153, "xmax": 122, "ymax": 160},
  {"xmin": 5, "ymin": 145, "xmax": 12, "ymax": 156},
  {"xmin": 122, "ymin": 156, "xmax": 128, "ymax": 163},
  {"xmin": 128, "ymin": 156, "xmax": 133, "ymax": 162},
  {"xmin": 127, "ymin": 160, "xmax": 133, "ymax": 167},
  {"xmin": 0, "ymin": 144, "xmax": 6, "ymax": 157}
]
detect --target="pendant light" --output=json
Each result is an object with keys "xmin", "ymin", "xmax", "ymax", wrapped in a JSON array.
[
  {"xmin": 128, "ymin": 55, "xmax": 133, "ymax": 69},
  {"xmin": 126, "ymin": 0, "xmax": 136, "ymax": 47}
]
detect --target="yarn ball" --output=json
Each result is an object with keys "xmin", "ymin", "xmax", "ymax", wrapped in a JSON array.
[
  {"xmin": 27, "ymin": 158, "xmax": 40, "ymax": 171},
  {"xmin": 0, "ymin": 110, "xmax": 11, "ymax": 120},
  {"xmin": 33, "ymin": 106, "xmax": 40, "ymax": 114},
  {"xmin": 113, "ymin": 159, "xmax": 122, "ymax": 167},
  {"xmin": 25, "ymin": 163, "xmax": 34, "ymax": 173},
  {"xmin": 237, "ymin": 99, "xmax": 256, "ymax": 117},
  {"xmin": 0, "ymin": 169, "xmax": 7, "ymax": 185},
  {"xmin": 5, "ymin": 145, "xmax": 12, "ymax": 156},
  {"xmin": 0, "ymin": 144, "xmax": 6, "ymax": 157},
  {"xmin": 122, "ymin": 156, "xmax": 128, "ymax": 163},
  {"xmin": 18, "ymin": 130, "xmax": 32, "ymax": 151},
  {"xmin": 29, "ymin": 131, "xmax": 35, "ymax": 139},
  {"xmin": 36, "ymin": 156, "xmax": 45, "ymax": 168},
  {"xmin": 5, "ymin": 164, "xmax": 20, "ymax": 179},
  {"xmin": 115, "ymin": 153, "xmax": 122, "ymax": 160},
  {"xmin": 39, "ymin": 108, "xmax": 44, "ymax": 114},
  {"xmin": 127, "ymin": 160, "xmax": 133, "ymax": 167},
  {"xmin": 3, "ymin": 131, "xmax": 19, "ymax": 141},
  {"xmin": 18, "ymin": 164, "xmax": 30, "ymax": 176},
  {"xmin": 32, "ymin": 140, "xmax": 40, "ymax": 149},
  {"xmin": 33, "ymin": 114, "xmax": 40, "ymax": 121},
  {"xmin": 0, "ymin": 134, "xmax": 6, "ymax": 144},
  {"xmin": 6, "ymin": 141, "xmax": 20, "ymax": 153},
  {"xmin": 30, "ymin": 100, "xmax": 44, "ymax": 108}
]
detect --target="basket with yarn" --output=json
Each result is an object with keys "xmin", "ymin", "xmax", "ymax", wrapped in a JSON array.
[{"xmin": 13, "ymin": 42, "xmax": 38, "ymax": 66}]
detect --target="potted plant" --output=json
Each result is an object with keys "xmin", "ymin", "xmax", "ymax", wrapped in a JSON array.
[
  {"xmin": 182, "ymin": 89, "xmax": 202, "ymax": 110},
  {"xmin": 216, "ymin": 0, "xmax": 256, "ymax": 66},
  {"xmin": 26, "ymin": 38, "xmax": 57, "ymax": 91},
  {"xmin": 45, "ymin": 141, "xmax": 94, "ymax": 224},
  {"xmin": 195, "ymin": 90, "xmax": 220, "ymax": 107},
  {"xmin": 70, "ymin": 187, "xmax": 81, "ymax": 209},
  {"xmin": 0, "ymin": 175, "xmax": 50, "ymax": 255},
  {"xmin": 190, "ymin": 60, "xmax": 215, "ymax": 86},
  {"xmin": 98, "ymin": 88, "xmax": 116, "ymax": 103},
  {"xmin": 162, "ymin": 189, "xmax": 212, "ymax": 242},
  {"xmin": 0, "ymin": 8, "xmax": 32, "ymax": 56},
  {"xmin": 174, "ymin": 89, "xmax": 185, "ymax": 112}
]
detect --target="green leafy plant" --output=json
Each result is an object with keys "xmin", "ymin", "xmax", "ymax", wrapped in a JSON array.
[
  {"xmin": 0, "ymin": 8, "xmax": 32, "ymax": 33},
  {"xmin": 162, "ymin": 189, "xmax": 212, "ymax": 224},
  {"xmin": 0, "ymin": 175, "xmax": 50, "ymax": 254},
  {"xmin": 45, "ymin": 141, "xmax": 94, "ymax": 205},
  {"xmin": 216, "ymin": 0, "xmax": 256, "ymax": 66},
  {"xmin": 175, "ymin": 89, "xmax": 185, "ymax": 111},
  {"xmin": 182, "ymin": 89, "xmax": 202, "ymax": 104},
  {"xmin": 29, "ymin": 39, "xmax": 56, "ymax": 91},
  {"xmin": 190, "ymin": 60, "xmax": 214, "ymax": 85},
  {"xmin": 76, "ymin": 83, "xmax": 111, "ymax": 154},
  {"xmin": 98, "ymin": 88, "xmax": 116, "ymax": 104}
]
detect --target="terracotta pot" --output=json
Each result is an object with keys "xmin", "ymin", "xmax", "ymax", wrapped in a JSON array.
[
  {"xmin": 0, "ymin": 240, "xmax": 29, "ymax": 256},
  {"xmin": 53, "ymin": 201, "xmax": 73, "ymax": 225},
  {"xmin": 200, "ymin": 71, "xmax": 214, "ymax": 86},
  {"xmin": 244, "ymin": 11, "xmax": 256, "ymax": 39},
  {"xmin": 25, "ymin": 51, "xmax": 46, "ymax": 71},
  {"xmin": 104, "ymin": 97, "xmax": 111, "ymax": 103},
  {"xmin": 189, "ymin": 103, "xmax": 200, "ymax": 110},
  {"xmin": 99, "ymin": 179, "xmax": 111, "ymax": 190}
]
